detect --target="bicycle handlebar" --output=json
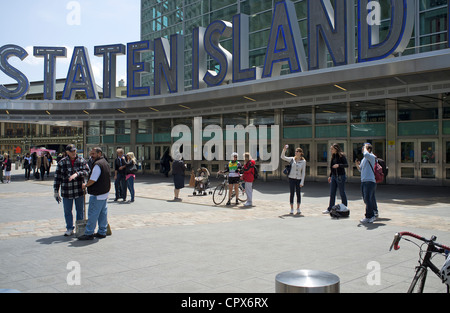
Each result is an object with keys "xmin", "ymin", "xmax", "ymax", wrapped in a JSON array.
[{"xmin": 390, "ymin": 231, "xmax": 450, "ymax": 252}]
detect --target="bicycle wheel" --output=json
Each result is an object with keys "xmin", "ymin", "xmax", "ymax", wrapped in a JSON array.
[
  {"xmin": 213, "ymin": 184, "xmax": 227, "ymax": 205},
  {"xmin": 237, "ymin": 184, "xmax": 247, "ymax": 203},
  {"xmin": 407, "ymin": 266, "xmax": 427, "ymax": 293}
]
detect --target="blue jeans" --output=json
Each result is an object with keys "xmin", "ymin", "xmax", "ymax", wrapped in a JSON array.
[
  {"xmin": 115, "ymin": 173, "xmax": 127, "ymax": 200},
  {"xmin": 85, "ymin": 195, "xmax": 108, "ymax": 236},
  {"xmin": 289, "ymin": 178, "xmax": 301, "ymax": 205},
  {"xmin": 126, "ymin": 176, "xmax": 135, "ymax": 201},
  {"xmin": 328, "ymin": 175, "xmax": 348, "ymax": 210},
  {"xmin": 361, "ymin": 181, "xmax": 377, "ymax": 218},
  {"xmin": 63, "ymin": 197, "xmax": 84, "ymax": 231}
]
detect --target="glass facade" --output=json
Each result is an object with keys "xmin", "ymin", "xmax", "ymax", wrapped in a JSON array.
[{"xmin": 141, "ymin": 0, "xmax": 449, "ymax": 88}]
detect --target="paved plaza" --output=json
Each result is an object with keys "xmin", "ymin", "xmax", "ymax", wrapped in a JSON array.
[{"xmin": 0, "ymin": 166, "xmax": 449, "ymax": 293}]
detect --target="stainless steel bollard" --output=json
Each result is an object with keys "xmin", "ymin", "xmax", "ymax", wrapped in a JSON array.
[{"xmin": 275, "ymin": 270, "xmax": 340, "ymax": 293}]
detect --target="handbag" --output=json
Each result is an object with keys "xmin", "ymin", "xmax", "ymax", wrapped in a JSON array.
[{"xmin": 283, "ymin": 160, "xmax": 293, "ymax": 176}]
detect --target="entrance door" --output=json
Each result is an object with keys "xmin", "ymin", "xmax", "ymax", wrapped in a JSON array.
[
  {"xmin": 316, "ymin": 141, "xmax": 347, "ymax": 180},
  {"xmin": 398, "ymin": 139, "xmax": 439, "ymax": 185},
  {"xmin": 445, "ymin": 140, "xmax": 450, "ymax": 186},
  {"xmin": 283, "ymin": 142, "xmax": 311, "ymax": 178},
  {"xmin": 349, "ymin": 140, "xmax": 385, "ymax": 182}
]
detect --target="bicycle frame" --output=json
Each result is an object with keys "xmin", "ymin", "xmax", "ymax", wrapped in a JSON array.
[{"xmin": 390, "ymin": 232, "xmax": 450, "ymax": 293}]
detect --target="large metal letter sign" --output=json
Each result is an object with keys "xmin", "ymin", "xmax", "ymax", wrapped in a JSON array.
[
  {"xmin": 154, "ymin": 34, "xmax": 184, "ymax": 95},
  {"xmin": 203, "ymin": 20, "xmax": 233, "ymax": 87},
  {"xmin": 34, "ymin": 47, "xmax": 67, "ymax": 100},
  {"xmin": 0, "ymin": 45, "xmax": 30, "ymax": 99},
  {"xmin": 232, "ymin": 14, "xmax": 257, "ymax": 83},
  {"xmin": 127, "ymin": 41, "xmax": 151, "ymax": 97},
  {"xmin": 94, "ymin": 44, "xmax": 125, "ymax": 99},
  {"xmin": 262, "ymin": 0, "xmax": 307, "ymax": 78},
  {"xmin": 63, "ymin": 46, "xmax": 99, "ymax": 100},
  {"xmin": 358, "ymin": 0, "xmax": 415, "ymax": 62},
  {"xmin": 192, "ymin": 27, "xmax": 207, "ymax": 90},
  {"xmin": 308, "ymin": 0, "xmax": 352, "ymax": 70}
]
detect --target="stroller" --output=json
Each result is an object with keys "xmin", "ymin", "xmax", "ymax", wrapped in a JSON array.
[{"xmin": 192, "ymin": 167, "xmax": 212, "ymax": 195}]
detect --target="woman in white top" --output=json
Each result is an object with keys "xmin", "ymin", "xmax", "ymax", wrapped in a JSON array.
[{"xmin": 281, "ymin": 145, "xmax": 306, "ymax": 215}]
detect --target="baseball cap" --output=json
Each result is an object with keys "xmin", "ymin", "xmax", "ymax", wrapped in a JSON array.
[{"xmin": 65, "ymin": 144, "xmax": 76, "ymax": 152}]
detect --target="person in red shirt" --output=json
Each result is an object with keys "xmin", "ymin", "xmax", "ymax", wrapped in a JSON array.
[{"xmin": 242, "ymin": 152, "xmax": 256, "ymax": 207}]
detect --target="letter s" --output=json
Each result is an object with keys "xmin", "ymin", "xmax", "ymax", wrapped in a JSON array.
[{"xmin": 0, "ymin": 45, "xmax": 30, "ymax": 99}]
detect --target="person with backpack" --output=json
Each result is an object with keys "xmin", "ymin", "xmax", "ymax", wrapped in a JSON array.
[
  {"xmin": 323, "ymin": 143, "xmax": 348, "ymax": 215},
  {"xmin": 355, "ymin": 143, "xmax": 378, "ymax": 224},
  {"xmin": 242, "ymin": 152, "xmax": 256, "ymax": 207}
]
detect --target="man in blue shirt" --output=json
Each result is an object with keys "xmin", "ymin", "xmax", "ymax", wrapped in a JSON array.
[{"xmin": 355, "ymin": 143, "xmax": 377, "ymax": 224}]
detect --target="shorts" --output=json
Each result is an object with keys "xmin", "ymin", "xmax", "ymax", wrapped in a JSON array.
[
  {"xmin": 4, "ymin": 171, "xmax": 11, "ymax": 176},
  {"xmin": 228, "ymin": 176, "xmax": 240, "ymax": 185}
]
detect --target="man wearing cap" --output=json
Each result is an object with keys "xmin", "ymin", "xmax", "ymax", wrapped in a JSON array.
[
  {"xmin": 79, "ymin": 147, "xmax": 111, "ymax": 240},
  {"xmin": 53, "ymin": 144, "xmax": 90, "ymax": 236}
]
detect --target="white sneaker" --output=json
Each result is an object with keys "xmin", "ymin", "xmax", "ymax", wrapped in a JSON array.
[
  {"xmin": 360, "ymin": 217, "xmax": 376, "ymax": 224},
  {"xmin": 322, "ymin": 209, "xmax": 330, "ymax": 214},
  {"xmin": 64, "ymin": 229, "xmax": 74, "ymax": 236},
  {"xmin": 290, "ymin": 209, "xmax": 294, "ymax": 215}
]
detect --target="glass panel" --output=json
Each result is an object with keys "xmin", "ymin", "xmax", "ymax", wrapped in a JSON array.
[
  {"xmin": 421, "ymin": 168, "xmax": 436, "ymax": 179},
  {"xmin": 420, "ymin": 141, "xmax": 436, "ymax": 164},
  {"xmin": 317, "ymin": 143, "xmax": 328, "ymax": 162},
  {"xmin": 299, "ymin": 144, "xmax": 310, "ymax": 162},
  {"xmin": 352, "ymin": 143, "xmax": 364, "ymax": 163},
  {"xmin": 397, "ymin": 95, "xmax": 439, "ymax": 121},
  {"xmin": 350, "ymin": 123, "xmax": 386, "ymax": 137},
  {"xmin": 446, "ymin": 168, "xmax": 450, "ymax": 179},
  {"xmin": 401, "ymin": 167, "xmax": 415, "ymax": 178},
  {"xmin": 350, "ymin": 100, "xmax": 385, "ymax": 123},
  {"xmin": 283, "ymin": 106, "xmax": 312, "ymax": 126},
  {"xmin": 317, "ymin": 166, "xmax": 327, "ymax": 176},
  {"xmin": 315, "ymin": 103, "xmax": 347, "ymax": 124},
  {"xmin": 401, "ymin": 142, "xmax": 415, "ymax": 163},
  {"xmin": 446, "ymin": 142, "xmax": 450, "ymax": 164},
  {"xmin": 283, "ymin": 127, "xmax": 312, "ymax": 139},
  {"xmin": 315, "ymin": 125, "xmax": 347, "ymax": 138},
  {"xmin": 398, "ymin": 121, "xmax": 439, "ymax": 136}
]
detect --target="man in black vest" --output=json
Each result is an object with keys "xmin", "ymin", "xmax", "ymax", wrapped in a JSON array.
[{"xmin": 79, "ymin": 147, "xmax": 111, "ymax": 240}]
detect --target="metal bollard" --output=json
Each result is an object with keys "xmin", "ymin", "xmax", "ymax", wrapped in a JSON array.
[{"xmin": 275, "ymin": 270, "xmax": 340, "ymax": 293}]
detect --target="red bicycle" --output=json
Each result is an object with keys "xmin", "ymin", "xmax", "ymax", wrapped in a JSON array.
[{"xmin": 390, "ymin": 232, "xmax": 450, "ymax": 293}]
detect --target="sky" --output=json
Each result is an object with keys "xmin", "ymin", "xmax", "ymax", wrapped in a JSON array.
[{"xmin": 0, "ymin": 0, "xmax": 141, "ymax": 87}]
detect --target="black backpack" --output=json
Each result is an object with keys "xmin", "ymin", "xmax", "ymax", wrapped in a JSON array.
[
  {"xmin": 330, "ymin": 204, "xmax": 350, "ymax": 219},
  {"xmin": 253, "ymin": 165, "xmax": 259, "ymax": 180}
]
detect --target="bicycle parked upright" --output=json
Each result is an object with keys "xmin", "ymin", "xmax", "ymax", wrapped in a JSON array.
[{"xmin": 390, "ymin": 231, "xmax": 450, "ymax": 293}]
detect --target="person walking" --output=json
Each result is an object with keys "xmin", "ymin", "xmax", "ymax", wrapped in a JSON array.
[
  {"xmin": 323, "ymin": 143, "xmax": 348, "ymax": 214},
  {"xmin": 79, "ymin": 147, "xmax": 111, "ymax": 240},
  {"xmin": 160, "ymin": 149, "xmax": 173, "ymax": 177},
  {"xmin": 281, "ymin": 145, "xmax": 306, "ymax": 215},
  {"xmin": 53, "ymin": 144, "xmax": 90, "ymax": 236},
  {"xmin": 355, "ymin": 143, "xmax": 378, "ymax": 224},
  {"xmin": 23, "ymin": 153, "xmax": 32, "ymax": 180},
  {"xmin": 172, "ymin": 153, "xmax": 186, "ymax": 201},
  {"xmin": 114, "ymin": 148, "xmax": 127, "ymax": 202},
  {"xmin": 36, "ymin": 152, "xmax": 49, "ymax": 181},
  {"xmin": 2, "ymin": 154, "xmax": 12, "ymax": 183},
  {"xmin": 242, "ymin": 152, "xmax": 256, "ymax": 207},
  {"xmin": 125, "ymin": 152, "xmax": 137, "ymax": 202}
]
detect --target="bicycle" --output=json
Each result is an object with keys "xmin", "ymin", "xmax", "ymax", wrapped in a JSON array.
[
  {"xmin": 212, "ymin": 173, "xmax": 247, "ymax": 205},
  {"xmin": 389, "ymin": 231, "xmax": 450, "ymax": 293}
]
